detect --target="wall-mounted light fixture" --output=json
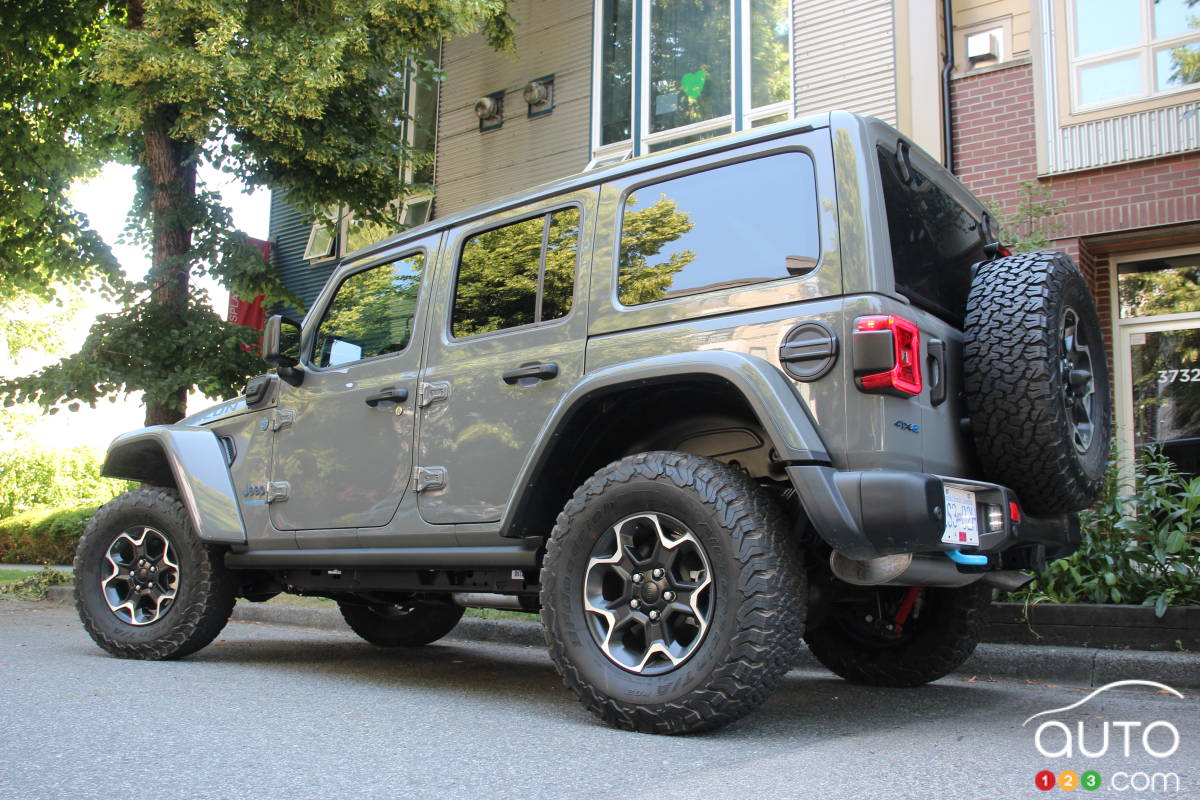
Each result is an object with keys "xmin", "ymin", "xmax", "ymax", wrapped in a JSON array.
[
  {"xmin": 475, "ymin": 90, "xmax": 504, "ymax": 132},
  {"xmin": 966, "ymin": 29, "xmax": 1002, "ymax": 65},
  {"xmin": 523, "ymin": 75, "xmax": 554, "ymax": 118}
]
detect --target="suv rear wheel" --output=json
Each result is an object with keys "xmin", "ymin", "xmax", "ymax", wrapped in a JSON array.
[
  {"xmin": 804, "ymin": 582, "xmax": 990, "ymax": 687},
  {"xmin": 541, "ymin": 451, "xmax": 806, "ymax": 734},
  {"xmin": 74, "ymin": 488, "xmax": 237, "ymax": 660}
]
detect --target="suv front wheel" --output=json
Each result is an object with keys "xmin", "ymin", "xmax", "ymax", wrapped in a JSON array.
[
  {"xmin": 541, "ymin": 452, "xmax": 806, "ymax": 734},
  {"xmin": 74, "ymin": 488, "xmax": 238, "ymax": 660}
]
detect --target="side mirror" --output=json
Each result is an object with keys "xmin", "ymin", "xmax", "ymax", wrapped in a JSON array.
[{"xmin": 263, "ymin": 315, "xmax": 304, "ymax": 386}]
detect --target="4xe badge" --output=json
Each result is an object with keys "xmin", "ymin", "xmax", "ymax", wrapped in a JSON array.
[{"xmin": 894, "ymin": 420, "xmax": 920, "ymax": 434}]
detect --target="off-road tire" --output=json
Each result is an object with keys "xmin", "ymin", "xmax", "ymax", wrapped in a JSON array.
[
  {"xmin": 804, "ymin": 582, "xmax": 990, "ymax": 687},
  {"xmin": 964, "ymin": 250, "xmax": 1111, "ymax": 513},
  {"xmin": 74, "ymin": 488, "xmax": 237, "ymax": 660},
  {"xmin": 338, "ymin": 599, "xmax": 464, "ymax": 647},
  {"xmin": 540, "ymin": 451, "xmax": 807, "ymax": 735}
]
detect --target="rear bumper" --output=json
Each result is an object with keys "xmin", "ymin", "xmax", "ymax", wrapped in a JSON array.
[{"xmin": 786, "ymin": 465, "xmax": 1080, "ymax": 562}]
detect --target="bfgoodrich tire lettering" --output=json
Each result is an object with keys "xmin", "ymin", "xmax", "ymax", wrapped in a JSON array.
[
  {"xmin": 74, "ymin": 488, "xmax": 237, "ymax": 660},
  {"xmin": 540, "ymin": 452, "xmax": 806, "ymax": 734},
  {"xmin": 964, "ymin": 250, "xmax": 1111, "ymax": 513}
]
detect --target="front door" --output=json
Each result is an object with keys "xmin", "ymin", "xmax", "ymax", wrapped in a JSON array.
[
  {"xmin": 1114, "ymin": 250, "xmax": 1200, "ymax": 477},
  {"xmin": 270, "ymin": 243, "xmax": 434, "ymax": 531},
  {"xmin": 415, "ymin": 192, "xmax": 595, "ymax": 524}
]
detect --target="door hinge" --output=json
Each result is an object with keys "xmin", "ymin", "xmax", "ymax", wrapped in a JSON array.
[
  {"xmin": 413, "ymin": 466, "xmax": 447, "ymax": 493},
  {"xmin": 271, "ymin": 409, "xmax": 295, "ymax": 431},
  {"xmin": 417, "ymin": 381, "xmax": 451, "ymax": 408},
  {"xmin": 266, "ymin": 481, "xmax": 290, "ymax": 503}
]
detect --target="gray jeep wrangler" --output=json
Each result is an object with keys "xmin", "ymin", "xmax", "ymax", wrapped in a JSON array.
[{"xmin": 75, "ymin": 112, "xmax": 1110, "ymax": 734}]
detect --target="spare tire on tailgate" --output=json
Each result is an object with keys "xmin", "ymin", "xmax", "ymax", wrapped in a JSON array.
[{"xmin": 963, "ymin": 250, "xmax": 1111, "ymax": 514}]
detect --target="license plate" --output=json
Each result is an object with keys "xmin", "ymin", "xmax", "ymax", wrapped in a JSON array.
[{"xmin": 942, "ymin": 487, "xmax": 980, "ymax": 546}]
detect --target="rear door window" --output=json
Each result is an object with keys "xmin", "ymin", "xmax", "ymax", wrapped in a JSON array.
[
  {"xmin": 877, "ymin": 144, "xmax": 984, "ymax": 325},
  {"xmin": 451, "ymin": 207, "xmax": 581, "ymax": 338}
]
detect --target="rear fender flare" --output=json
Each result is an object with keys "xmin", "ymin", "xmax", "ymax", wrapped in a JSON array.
[{"xmin": 500, "ymin": 350, "xmax": 830, "ymax": 538}]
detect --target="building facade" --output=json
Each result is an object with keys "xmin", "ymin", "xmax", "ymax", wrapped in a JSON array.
[{"xmin": 266, "ymin": 0, "xmax": 1200, "ymax": 475}]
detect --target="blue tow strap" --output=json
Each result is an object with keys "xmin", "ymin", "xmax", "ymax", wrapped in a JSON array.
[{"xmin": 946, "ymin": 549, "xmax": 989, "ymax": 566}]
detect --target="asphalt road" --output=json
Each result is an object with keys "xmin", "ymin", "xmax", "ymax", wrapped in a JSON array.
[{"xmin": 2, "ymin": 600, "xmax": 1197, "ymax": 800}]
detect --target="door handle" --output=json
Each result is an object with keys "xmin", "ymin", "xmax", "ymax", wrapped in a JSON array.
[
  {"xmin": 927, "ymin": 339, "xmax": 947, "ymax": 407},
  {"xmin": 364, "ymin": 387, "xmax": 409, "ymax": 407},
  {"xmin": 502, "ymin": 362, "xmax": 559, "ymax": 385}
]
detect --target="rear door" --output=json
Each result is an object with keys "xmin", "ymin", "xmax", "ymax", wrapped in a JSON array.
[{"xmin": 415, "ymin": 191, "xmax": 596, "ymax": 524}]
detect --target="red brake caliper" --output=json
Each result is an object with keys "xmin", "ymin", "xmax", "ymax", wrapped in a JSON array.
[{"xmin": 892, "ymin": 586, "xmax": 922, "ymax": 633}]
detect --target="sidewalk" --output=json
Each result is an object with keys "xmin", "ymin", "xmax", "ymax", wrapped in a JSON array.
[{"xmin": 40, "ymin": 582, "xmax": 1200, "ymax": 690}]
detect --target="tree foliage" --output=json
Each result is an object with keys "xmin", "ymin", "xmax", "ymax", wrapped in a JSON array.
[
  {"xmin": 0, "ymin": 0, "xmax": 513, "ymax": 424},
  {"xmin": 996, "ymin": 179, "xmax": 1067, "ymax": 254},
  {"xmin": 0, "ymin": 0, "xmax": 123, "ymax": 300}
]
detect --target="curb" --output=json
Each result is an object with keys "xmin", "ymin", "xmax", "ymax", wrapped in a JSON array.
[{"xmin": 44, "ymin": 585, "xmax": 1200, "ymax": 689}]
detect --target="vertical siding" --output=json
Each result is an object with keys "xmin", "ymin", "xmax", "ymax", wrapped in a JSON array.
[
  {"xmin": 1050, "ymin": 104, "xmax": 1200, "ymax": 174},
  {"xmin": 793, "ymin": 0, "xmax": 897, "ymax": 124},
  {"xmin": 434, "ymin": 0, "xmax": 593, "ymax": 216},
  {"xmin": 268, "ymin": 193, "xmax": 336, "ymax": 313}
]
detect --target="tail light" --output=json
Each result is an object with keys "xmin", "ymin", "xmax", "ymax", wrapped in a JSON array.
[{"xmin": 852, "ymin": 315, "xmax": 922, "ymax": 396}]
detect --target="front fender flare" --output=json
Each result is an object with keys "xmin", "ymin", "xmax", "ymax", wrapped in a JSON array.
[
  {"xmin": 103, "ymin": 426, "xmax": 247, "ymax": 545},
  {"xmin": 500, "ymin": 350, "xmax": 831, "ymax": 538}
]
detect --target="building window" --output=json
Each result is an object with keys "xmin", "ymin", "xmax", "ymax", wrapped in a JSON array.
[
  {"xmin": 592, "ymin": 0, "xmax": 792, "ymax": 162},
  {"xmin": 1113, "ymin": 249, "xmax": 1200, "ymax": 479},
  {"xmin": 1069, "ymin": 0, "xmax": 1200, "ymax": 112},
  {"xmin": 303, "ymin": 53, "xmax": 439, "ymax": 260}
]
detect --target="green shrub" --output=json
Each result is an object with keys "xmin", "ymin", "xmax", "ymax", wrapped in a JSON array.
[
  {"xmin": 0, "ymin": 566, "xmax": 72, "ymax": 600},
  {"xmin": 1007, "ymin": 449, "xmax": 1200, "ymax": 616},
  {"xmin": 0, "ymin": 504, "xmax": 98, "ymax": 564},
  {"xmin": 0, "ymin": 446, "xmax": 130, "ymax": 519}
]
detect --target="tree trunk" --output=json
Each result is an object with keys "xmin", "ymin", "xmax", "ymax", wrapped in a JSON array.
[{"xmin": 141, "ymin": 104, "xmax": 197, "ymax": 427}]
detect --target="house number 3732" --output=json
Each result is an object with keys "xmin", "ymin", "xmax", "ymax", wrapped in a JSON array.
[{"xmin": 1158, "ymin": 367, "xmax": 1200, "ymax": 383}]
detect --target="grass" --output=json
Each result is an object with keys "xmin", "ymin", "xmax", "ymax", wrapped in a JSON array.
[
  {"xmin": 0, "ymin": 569, "xmax": 31, "ymax": 584},
  {"xmin": 0, "ymin": 566, "xmax": 72, "ymax": 600}
]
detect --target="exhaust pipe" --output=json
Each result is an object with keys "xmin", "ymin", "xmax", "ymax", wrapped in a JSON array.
[
  {"xmin": 830, "ymin": 551, "xmax": 981, "ymax": 588},
  {"xmin": 451, "ymin": 592, "xmax": 537, "ymax": 612}
]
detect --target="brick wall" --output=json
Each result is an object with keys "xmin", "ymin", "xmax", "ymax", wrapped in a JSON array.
[
  {"xmin": 950, "ymin": 61, "xmax": 1200, "ymax": 355},
  {"xmin": 951, "ymin": 63, "xmax": 1200, "ymax": 243}
]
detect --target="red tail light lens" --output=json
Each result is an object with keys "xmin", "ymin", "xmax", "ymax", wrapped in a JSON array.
[{"xmin": 853, "ymin": 315, "xmax": 922, "ymax": 396}]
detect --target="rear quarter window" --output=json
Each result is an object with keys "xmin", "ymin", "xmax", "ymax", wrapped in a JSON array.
[
  {"xmin": 877, "ymin": 144, "xmax": 984, "ymax": 325},
  {"xmin": 616, "ymin": 152, "xmax": 820, "ymax": 306}
]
